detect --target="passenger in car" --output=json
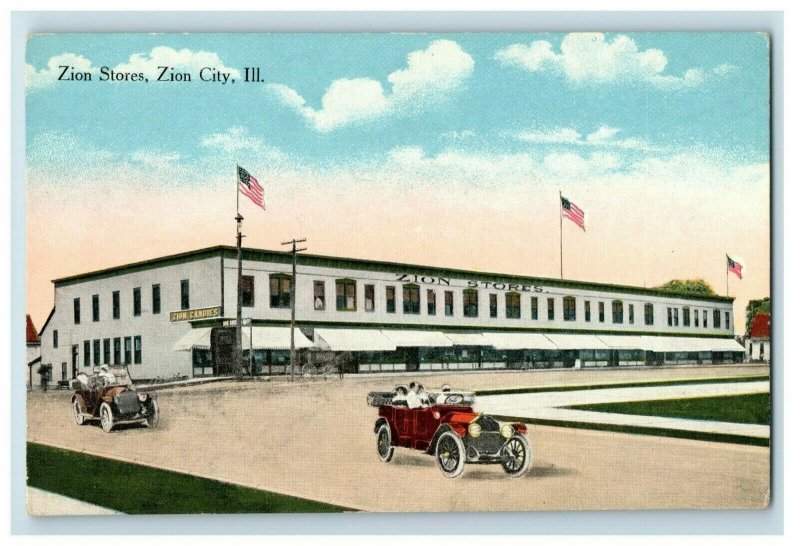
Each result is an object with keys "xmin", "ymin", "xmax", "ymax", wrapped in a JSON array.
[
  {"xmin": 391, "ymin": 385, "xmax": 409, "ymax": 406},
  {"xmin": 407, "ymin": 382, "xmax": 429, "ymax": 409}
]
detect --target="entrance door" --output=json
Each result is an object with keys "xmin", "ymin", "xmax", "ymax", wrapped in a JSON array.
[
  {"xmin": 404, "ymin": 347, "xmax": 420, "ymax": 372},
  {"xmin": 71, "ymin": 345, "xmax": 79, "ymax": 378}
]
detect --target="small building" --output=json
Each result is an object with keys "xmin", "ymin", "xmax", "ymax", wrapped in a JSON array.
[
  {"xmin": 745, "ymin": 313, "xmax": 771, "ymax": 362},
  {"xmin": 26, "ymin": 314, "xmax": 42, "ymax": 389}
]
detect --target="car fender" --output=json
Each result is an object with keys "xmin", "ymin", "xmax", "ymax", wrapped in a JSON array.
[
  {"xmin": 374, "ymin": 417, "xmax": 390, "ymax": 434},
  {"xmin": 71, "ymin": 393, "xmax": 87, "ymax": 412},
  {"xmin": 426, "ymin": 423, "xmax": 468, "ymax": 455}
]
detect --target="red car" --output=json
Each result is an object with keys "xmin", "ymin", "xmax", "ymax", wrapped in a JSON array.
[{"xmin": 367, "ymin": 384, "xmax": 531, "ymax": 478}]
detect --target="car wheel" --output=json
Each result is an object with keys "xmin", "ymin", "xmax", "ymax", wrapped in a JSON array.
[
  {"xmin": 99, "ymin": 402, "xmax": 115, "ymax": 433},
  {"xmin": 376, "ymin": 423, "xmax": 394, "ymax": 462},
  {"xmin": 145, "ymin": 398, "xmax": 160, "ymax": 428},
  {"xmin": 501, "ymin": 434, "xmax": 532, "ymax": 478},
  {"xmin": 72, "ymin": 398, "xmax": 86, "ymax": 426},
  {"xmin": 435, "ymin": 430, "xmax": 466, "ymax": 478}
]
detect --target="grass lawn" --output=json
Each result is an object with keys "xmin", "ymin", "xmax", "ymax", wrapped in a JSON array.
[
  {"xmin": 27, "ymin": 442, "xmax": 353, "ymax": 514},
  {"xmin": 567, "ymin": 393, "xmax": 771, "ymax": 425}
]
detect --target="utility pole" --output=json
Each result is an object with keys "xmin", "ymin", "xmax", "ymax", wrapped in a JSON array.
[{"xmin": 281, "ymin": 238, "xmax": 306, "ymax": 382}]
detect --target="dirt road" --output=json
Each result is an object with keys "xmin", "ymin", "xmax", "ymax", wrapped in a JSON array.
[{"xmin": 26, "ymin": 365, "xmax": 771, "ymax": 512}]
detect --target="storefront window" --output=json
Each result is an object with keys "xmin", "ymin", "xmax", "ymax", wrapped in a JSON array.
[
  {"xmin": 270, "ymin": 274, "xmax": 292, "ymax": 308},
  {"xmin": 489, "ymin": 294, "xmax": 498, "ymax": 318},
  {"xmin": 336, "ymin": 279, "xmax": 357, "ymax": 311},
  {"xmin": 427, "ymin": 289, "xmax": 436, "ymax": 315},
  {"xmin": 403, "ymin": 284, "xmax": 420, "ymax": 314},
  {"xmin": 444, "ymin": 291, "xmax": 453, "ymax": 316},
  {"xmin": 563, "ymin": 297, "xmax": 576, "ymax": 321},
  {"xmin": 612, "ymin": 300, "xmax": 623, "ymax": 324},
  {"xmin": 644, "ymin": 303, "xmax": 654, "ymax": 325},
  {"xmin": 386, "ymin": 286, "xmax": 396, "ymax": 313},
  {"xmin": 531, "ymin": 297, "xmax": 539, "ymax": 320},
  {"xmin": 463, "ymin": 289, "xmax": 478, "ymax": 317},
  {"xmin": 506, "ymin": 292, "xmax": 521, "ymax": 319}
]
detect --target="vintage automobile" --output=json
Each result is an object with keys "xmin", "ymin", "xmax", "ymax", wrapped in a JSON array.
[
  {"xmin": 367, "ymin": 384, "xmax": 531, "ymax": 478},
  {"xmin": 70, "ymin": 365, "xmax": 159, "ymax": 432}
]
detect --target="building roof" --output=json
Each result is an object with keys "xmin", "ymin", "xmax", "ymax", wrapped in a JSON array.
[
  {"xmin": 749, "ymin": 313, "xmax": 770, "ymax": 339},
  {"xmin": 26, "ymin": 315, "xmax": 39, "ymax": 344},
  {"xmin": 51, "ymin": 245, "xmax": 734, "ymax": 303}
]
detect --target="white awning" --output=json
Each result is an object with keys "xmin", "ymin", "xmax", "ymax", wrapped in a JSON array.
[
  {"xmin": 596, "ymin": 335, "xmax": 645, "ymax": 350},
  {"xmin": 381, "ymin": 330, "xmax": 454, "ymax": 347},
  {"xmin": 172, "ymin": 328, "xmax": 213, "ymax": 351},
  {"xmin": 641, "ymin": 336, "xmax": 745, "ymax": 352},
  {"xmin": 248, "ymin": 327, "xmax": 314, "ymax": 350},
  {"xmin": 482, "ymin": 332, "xmax": 557, "ymax": 350},
  {"xmin": 545, "ymin": 333, "xmax": 609, "ymax": 350},
  {"xmin": 315, "ymin": 329, "xmax": 396, "ymax": 352},
  {"xmin": 444, "ymin": 332, "xmax": 493, "ymax": 346}
]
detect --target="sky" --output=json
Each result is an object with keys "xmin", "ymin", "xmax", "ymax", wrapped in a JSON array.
[{"xmin": 25, "ymin": 32, "xmax": 770, "ymax": 333}]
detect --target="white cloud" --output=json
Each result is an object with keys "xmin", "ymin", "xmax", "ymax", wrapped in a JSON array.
[
  {"xmin": 495, "ymin": 33, "xmax": 713, "ymax": 89},
  {"xmin": 439, "ymin": 130, "xmax": 475, "ymax": 142},
  {"xmin": 113, "ymin": 46, "xmax": 240, "ymax": 80},
  {"xmin": 131, "ymin": 150, "xmax": 181, "ymax": 166},
  {"xmin": 25, "ymin": 53, "xmax": 98, "ymax": 90},
  {"xmin": 514, "ymin": 125, "xmax": 655, "ymax": 152},
  {"xmin": 516, "ymin": 128, "xmax": 582, "ymax": 144},
  {"xmin": 266, "ymin": 40, "xmax": 474, "ymax": 132},
  {"xmin": 713, "ymin": 63, "xmax": 739, "ymax": 76},
  {"xmin": 544, "ymin": 151, "xmax": 620, "ymax": 175}
]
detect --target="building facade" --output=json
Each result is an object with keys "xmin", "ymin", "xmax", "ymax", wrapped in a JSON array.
[
  {"xmin": 38, "ymin": 246, "xmax": 744, "ymax": 383},
  {"xmin": 745, "ymin": 312, "xmax": 771, "ymax": 362}
]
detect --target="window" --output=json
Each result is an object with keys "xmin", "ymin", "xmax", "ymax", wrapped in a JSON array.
[
  {"xmin": 585, "ymin": 301, "xmax": 591, "ymax": 322},
  {"xmin": 713, "ymin": 309, "xmax": 721, "ymax": 328},
  {"xmin": 134, "ymin": 336, "xmax": 142, "ymax": 364},
  {"xmin": 242, "ymin": 275, "xmax": 255, "ymax": 307},
  {"xmin": 403, "ymin": 284, "xmax": 420, "ymax": 314},
  {"xmin": 73, "ymin": 298, "xmax": 81, "ymax": 324},
  {"xmin": 506, "ymin": 292, "xmax": 521, "ymax": 319},
  {"xmin": 694, "ymin": 309, "xmax": 699, "ymax": 327},
  {"xmin": 112, "ymin": 291, "xmax": 120, "ymax": 319},
  {"xmin": 725, "ymin": 311, "xmax": 730, "ymax": 330},
  {"xmin": 612, "ymin": 300, "xmax": 623, "ymax": 324},
  {"xmin": 629, "ymin": 304, "xmax": 635, "ymax": 324},
  {"xmin": 683, "ymin": 307, "xmax": 690, "ymax": 327},
  {"xmin": 133, "ymin": 287, "xmax": 142, "ymax": 316},
  {"xmin": 444, "ymin": 291, "xmax": 453, "ymax": 316},
  {"xmin": 113, "ymin": 338, "xmax": 121, "ymax": 364},
  {"xmin": 152, "ymin": 284, "xmax": 161, "ymax": 314},
  {"xmin": 644, "ymin": 303, "xmax": 654, "ymax": 325},
  {"xmin": 314, "ymin": 281, "xmax": 326, "ymax": 310},
  {"xmin": 598, "ymin": 302, "xmax": 605, "ymax": 323},
  {"xmin": 463, "ymin": 289, "xmax": 478, "ymax": 317},
  {"xmin": 427, "ymin": 289, "xmax": 436, "ymax": 315},
  {"xmin": 92, "ymin": 295, "xmax": 99, "ymax": 322},
  {"xmin": 365, "ymin": 285, "xmax": 375, "ymax": 312},
  {"xmin": 673, "ymin": 308, "xmax": 679, "ymax": 326},
  {"xmin": 703, "ymin": 310, "xmax": 708, "ymax": 328},
  {"xmin": 547, "ymin": 298, "xmax": 555, "ymax": 320},
  {"xmin": 668, "ymin": 307, "xmax": 673, "ymax": 326},
  {"xmin": 53, "ymin": 329, "xmax": 58, "ymax": 348},
  {"xmin": 489, "ymin": 294, "xmax": 498, "ymax": 318},
  {"xmin": 336, "ymin": 279, "xmax": 357, "ymax": 311},
  {"xmin": 83, "ymin": 341, "xmax": 90, "ymax": 367},
  {"xmin": 531, "ymin": 297, "xmax": 539, "ymax": 320},
  {"xmin": 386, "ymin": 286, "xmax": 396, "ymax": 313},
  {"xmin": 563, "ymin": 297, "xmax": 576, "ymax": 321},
  {"xmin": 124, "ymin": 337, "xmax": 132, "ymax": 365},
  {"xmin": 270, "ymin": 274, "xmax": 292, "ymax": 308},
  {"xmin": 93, "ymin": 340, "xmax": 100, "ymax": 365},
  {"xmin": 103, "ymin": 339, "xmax": 110, "ymax": 364},
  {"xmin": 180, "ymin": 279, "xmax": 190, "ymax": 310}
]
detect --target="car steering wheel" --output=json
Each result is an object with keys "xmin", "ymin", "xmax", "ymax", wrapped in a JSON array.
[{"xmin": 444, "ymin": 394, "xmax": 463, "ymax": 405}]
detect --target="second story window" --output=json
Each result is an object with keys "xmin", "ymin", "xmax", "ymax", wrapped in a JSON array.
[
  {"xmin": 73, "ymin": 298, "xmax": 81, "ymax": 324},
  {"xmin": 463, "ymin": 289, "xmax": 478, "ymax": 318},
  {"xmin": 703, "ymin": 310, "xmax": 708, "ymax": 328},
  {"xmin": 427, "ymin": 289, "xmax": 436, "ymax": 315},
  {"xmin": 180, "ymin": 280, "xmax": 190, "ymax": 310},
  {"xmin": 242, "ymin": 275, "xmax": 255, "ymax": 307},
  {"xmin": 336, "ymin": 279, "xmax": 357, "ymax": 311},
  {"xmin": 83, "ymin": 340, "xmax": 90, "ymax": 367},
  {"xmin": 563, "ymin": 296, "xmax": 576, "ymax": 321},
  {"xmin": 584, "ymin": 301, "xmax": 591, "ymax": 322},
  {"xmin": 612, "ymin": 300, "xmax": 623, "ymax": 324},
  {"xmin": 489, "ymin": 294, "xmax": 498, "ymax": 318},
  {"xmin": 644, "ymin": 303, "xmax": 654, "ymax": 325},
  {"xmin": 531, "ymin": 297, "xmax": 538, "ymax": 320},
  {"xmin": 444, "ymin": 291, "xmax": 453, "ymax": 316},
  {"xmin": 506, "ymin": 292, "xmax": 521, "ymax": 319},
  {"xmin": 113, "ymin": 338, "xmax": 121, "ymax": 364},
  {"xmin": 725, "ymin": 311, "xmax": 730, "ymax": 330},
  {"xmin": 270, "ymin": 274, "xmax": 292, "ymax": 308},
  {"xmin": 386, "ymin": 286, "xmax": 396, "ymax": 313},
  {"xmin": 314, "ymin": 281, "xmax": 326, "ymax": 310},
  {"xmin": 629, "ymin": 304, "xmax": 635, "ymax": 324},
  {"xmin": 365, "ymin": 285, "xmax": 375, "ymax": 312},
  {"xmin": 92, "ymin": 295, "xmax": 99, "ymax": 322},
  {"xmin": 547, "ymin": 298, "xmax": 555, "ymax": 321},
  {"xmin": 683, "ymin": 307, "xmax": 690, "ymax": 327},
  {"xmin": 713, "ymin": 309, "xmax": 721, "ymax": 328},
  {"xmin": 133, "ymin": 287, "xmax": 141, "ymax": 316},
  {"xmin": 694, "ymin": 309, "xmax": 699, "ymax": 327},
  {"xmin": 112, "ymin": 291, "xmax": 120, "ymax": 319},
  {"xmin": 403, "ymin": 284, "xmax": 420, "ymax": 314},
  {"xmin": 53, "ymin": 329, "xmax": 58, "ymax": 348},
  {"xmin": 103, "ymin": 339, "xmax": 110, "ymax": 364},
  {"xmin": 152, "ymin": 284, "xmax": 161, "ymax": 314},
  {"xmin": 93, "ymin": 340, "xmax": 100, "ymax": 365},
  {"xmin": 598, "ymin": 301, "xmax": 605, "ymax": 323},
  {"xmin": 124, "ymin": 337, "xmax": 132, "ymax": 365},
  {"xmin": 668, "ymin": 307, "xmax": 673, "ymax": 326}
]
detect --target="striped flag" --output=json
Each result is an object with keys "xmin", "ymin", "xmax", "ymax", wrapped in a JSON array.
[
  {"xmin": 237, "ymin": 166, "xmax": 265, "ymax": 209},
  {"xmin": 561, "ymin": 196, "xmax": 585, "ymax": 230},
  {"xmin": 727, "ymin": 255, "xmax": 744, "ymax": 279}
]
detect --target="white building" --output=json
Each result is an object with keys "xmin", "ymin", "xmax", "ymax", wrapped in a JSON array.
[{"xmin": 37, "ymin": 246, "xmax": 745, "ymax": 383}]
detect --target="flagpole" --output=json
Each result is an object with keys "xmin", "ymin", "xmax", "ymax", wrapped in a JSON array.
[
  {"xmin": 235, "ymin": 165, "xmax": 244, "ymax": 379},
  {"xmin": 726, "ymin": 255, "xmax": 729, "ymax": 297},
  {"xmin": 559, "ymin": 191, "xmax": 563, "ymax": 280}
]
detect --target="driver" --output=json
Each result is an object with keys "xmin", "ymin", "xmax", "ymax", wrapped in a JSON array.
[{"xmin": 97, "ymin": 365, "xmax": 117, "ymax": 385}]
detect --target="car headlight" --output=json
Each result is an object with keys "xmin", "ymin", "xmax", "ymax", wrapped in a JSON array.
[
  {"xmin": 138, "ymin": 393, "xmax": 147, "ymax": 402},
  {"xmin": 500, "ymin": 424, "xmax": 514, "ymax": 439},
  {"xmin": 468, "ymin": 422, "xmax": 482, "ymax": 438}
]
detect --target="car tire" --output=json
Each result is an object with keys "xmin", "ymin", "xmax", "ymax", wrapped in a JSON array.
[
  {"xmin": 99, "ymin": 402, "xmax": 115, "ymax": 433},
  {"xmin": 376, "ymin": 423, "xmax": 394, "ymax": 462},
  {"xmin": 145, "ymin": 397, "xmax": 160, "ymax": 428},
  {"xmin": 501, "ymin": 434, "xmax": 532, "ymax": 478},
  {"xmin": 72, "ymin": 398, "xmax": 86, "ymax": 426},
  {"xmin": 435, "ymin": 430, "xmax": 466, "ymax": 478}
]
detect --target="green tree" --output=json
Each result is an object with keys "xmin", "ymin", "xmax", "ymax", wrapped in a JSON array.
[
  {"xmin": 657, "ymin": 279, "xmax": 717, "ymax": 296},
  {"xmin": 745, "ymin": 297, "xmax": 770, "ymax": 334}
]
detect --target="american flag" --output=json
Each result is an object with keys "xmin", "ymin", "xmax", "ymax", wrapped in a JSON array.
[
  {"xmin": 727, "ymin": 255, "xmax": 744, "ymax": 279},
  {"xmin": 561, "ymin": 196, "xmax": 585, "ymax": 230},
  {"xmin": 238, "ymin": 166, "xmax": 265, "ymax": 209}
]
